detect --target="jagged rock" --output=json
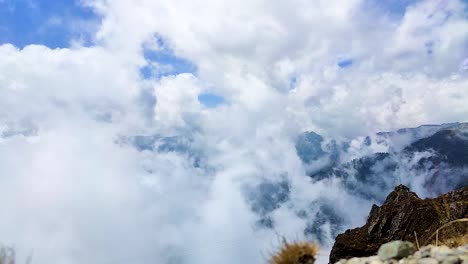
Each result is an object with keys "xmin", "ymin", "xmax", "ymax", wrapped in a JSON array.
[
  {"xmin": 377, "ymin": 241, "xmax": 416, "ymax": 260},
  {"xmin": 329, "ymin": 185, "xmax": 468, "ymax": 263}
]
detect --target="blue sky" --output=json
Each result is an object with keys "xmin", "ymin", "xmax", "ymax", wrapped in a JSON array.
[
  {"xmin": 141, "ymin": 38, "xmax": 197, "ymax": 78},
  {"xmin": 0, "ymin": 0, "xmax": 99, "ymax": 48},
  {"xmin": 366, "ymin": 0, "xmax": 419, "ymax": 15},
  {"xmin": 338, "ymin": 59, "xmax": 353, "ymax": 68}
]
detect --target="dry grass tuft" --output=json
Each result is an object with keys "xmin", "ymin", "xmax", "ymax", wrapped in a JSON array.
[
  {"xmin": 439, "ymin": 234, "xmax": 468, "ymax": 248},
  {"xmin": 424, "ymin": 218, "xmax": 468, "ymax": 248},
  {"xmin": 269, "ymin": 240, "xmax": 319, "ymax": 264}
]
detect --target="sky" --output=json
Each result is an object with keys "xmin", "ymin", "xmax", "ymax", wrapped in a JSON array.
[{"xmin": 0, "ymin": 0, "xmax": 467, "ymax": 263}]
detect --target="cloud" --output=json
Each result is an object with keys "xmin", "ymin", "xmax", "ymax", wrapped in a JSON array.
[{"xmin": 0, "ymin": 0, "xmax": 467, "ymax": 263}]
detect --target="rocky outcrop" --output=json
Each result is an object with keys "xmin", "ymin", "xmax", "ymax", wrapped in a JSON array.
[
  {"xmin": 329, "ymin": 185, "xmax": 468, "ymax": 263},
  {"xmin": 335, "ymin": 242, "xmax": 468, "ymax": 264}
]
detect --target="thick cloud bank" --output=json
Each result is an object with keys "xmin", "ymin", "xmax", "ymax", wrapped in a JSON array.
[{"xmin": 0, "ymin": 0, "xmax": 467, "ymax": 263}]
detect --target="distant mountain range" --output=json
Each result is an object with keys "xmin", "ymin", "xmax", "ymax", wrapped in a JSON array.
[
  {"xmin": 116, "ymin": 122, "xmax": 468, "ymax": 246},
  {"xmin": 298, "ymin": 122, "xmax": 468, "ymax": 201},
  {"xmin": 294, "ymin": 122, "xmax": 468, "ymax": 243}
]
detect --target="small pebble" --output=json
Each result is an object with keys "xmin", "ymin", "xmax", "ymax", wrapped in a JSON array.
[
  {"xmin": 419, "ymin": 247, "xmax": 433, "ymax": 258},
  {"xmin": 365, "ymin": 256, "xmax": 381, "ymax": 264},
  {"xmin": 435, "ymin": 247, "xmax": 456, "ymax": 261},
  {"xmin": 417, "ymin": 257, "xmax": 438, "ymax": 264},
  {"xmin": 459, "ymin": 245, "xmax": 468, "ymax": 253},
  {"xmin": 347, "ymin": 257, "xmax": 362, "ymax": 264},
  {"xmin": 335, "ymin": 244, "xmax": 467, "ymax": 264},
  {"xmin": 429, "ymin": 246, "xmax": 447, "ymax": 257},
  {"xmin": 441, "ymin": 256, "xmax": 461, "ymax": 264},
  {"xmin": 378, "ymin": 241, "xmax": 416, "ymax": 261}
]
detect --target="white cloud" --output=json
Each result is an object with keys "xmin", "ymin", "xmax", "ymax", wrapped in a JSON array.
[
  {"xmin": 153, "ymin": 74, "xmax": 202, "ymax": 132},
  {"xmin": 0, "ymin": 0, "xmax": 467, "ymax": 263}
]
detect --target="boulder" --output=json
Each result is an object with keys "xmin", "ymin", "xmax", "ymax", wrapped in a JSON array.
[{"xmin": 377, "ymin": 241, "xmax": 416, "ymax": 260}]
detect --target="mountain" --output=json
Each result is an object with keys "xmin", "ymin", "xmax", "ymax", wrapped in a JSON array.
[
  {"xmin": 289, "ymin": 123, "xmax": 468, "ymax": 245},
  {"xmin": 298, "ymin": 122, "xmax": 468, "ymax": 201},
  {"xmin": 117, "ymin": 123, "xmax": 468, "ymax": 250}
]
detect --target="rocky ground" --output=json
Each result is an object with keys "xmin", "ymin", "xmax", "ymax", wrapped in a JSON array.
[
  {"xmin": 330, "ymin": 185, "xmax": 468, "ymax": 263},
  {"xmin": 335, "ymin": 241, "xmax": 468, "ymax": 264}
]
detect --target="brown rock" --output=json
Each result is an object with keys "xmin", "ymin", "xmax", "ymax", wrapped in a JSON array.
[{"xmin": 329, "ymin": 185, "xmax": 468, "ymax": 263}]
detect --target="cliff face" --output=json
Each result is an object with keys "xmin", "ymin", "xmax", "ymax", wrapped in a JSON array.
[{"xmin": 329, "ymin": 185, "xmax": 468, "ymax": 263}]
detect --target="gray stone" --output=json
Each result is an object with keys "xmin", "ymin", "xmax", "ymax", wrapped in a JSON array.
[
  {"xmin": 434, "ymin": 246, "xmax": 456, "ymax": 261},
  {"xmin": 400, "ymin": 257, "xmax": 417, "ymax": 264},
  {"xmin": 419, "ymin": 247, "xmax": 433, "ymax": 258},
  {"xmin": 417, "ymin": 258, "xmax": 438, "ymax": 264},
  {"xmin": 456, "ymin": 249, "xmax": 468, "ymax": 257},
  {"xmin": 347, "ymin": 257, "xmax": 363, "ymax": 264},
  {"xmin": 334, "ymin": 244, "xmax": 467, "ymax": 264},
  {"xmin": 441, "ymin": 256, "xmax": 461, "ymax": 264},
  {"xmin": 366, "ymin": 256, "xmax": 382, "ymax": 264},
  {"xmin": 459, "ymin": 245, "xmax": 468, "ymax": 253},
  {"xmin": 378, "ymin": 241, "xmax": 417, "ymax": 261}
]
